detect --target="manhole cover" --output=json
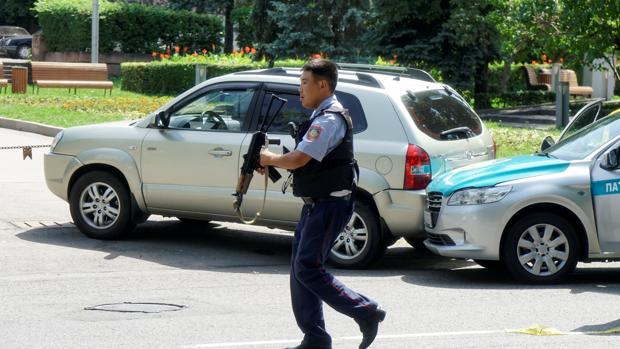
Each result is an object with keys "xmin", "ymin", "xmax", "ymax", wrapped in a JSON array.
[{"xmin": 84, "ymin": 302, "xmax": 185, "ymax": 313}]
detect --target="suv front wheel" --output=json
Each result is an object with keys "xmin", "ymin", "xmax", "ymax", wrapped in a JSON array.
[
  {"xmin": 69, "ymin": 171, "xmax": 135, "ymax": 240},
  {"xmin": 328, "ymin": 200, "xmax": 385, "ymax": 269}
]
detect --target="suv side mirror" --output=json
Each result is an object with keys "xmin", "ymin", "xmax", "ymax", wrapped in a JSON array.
[
  {"xmin": 601, "ymin": 148, "xmax": 620, "ymax": 170},
  {"xmin": 155, "ymin": 111, "xmax": 170, "ymax": 128},
  {"xmin": 539, "ymin": 136, "xmax": 555, "ymax": 152}
]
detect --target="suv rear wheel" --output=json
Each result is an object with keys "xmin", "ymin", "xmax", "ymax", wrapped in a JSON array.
[
  {"xmin": 328, "ymin": 200, "xmax": 385, "ymax": 269},
  {"xmin": 69, "ymin": 171, "xmax": 135, "ymax": 239}
]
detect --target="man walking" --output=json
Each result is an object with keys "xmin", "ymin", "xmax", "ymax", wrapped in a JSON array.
[{"xmin": 259, "ymin": 59, "xmax": 385, "ymax": 349}]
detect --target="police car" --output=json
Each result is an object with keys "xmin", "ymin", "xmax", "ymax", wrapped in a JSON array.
[{"xmin": 424, "ymin": 101, "xmax": 620, "ymax": 284}]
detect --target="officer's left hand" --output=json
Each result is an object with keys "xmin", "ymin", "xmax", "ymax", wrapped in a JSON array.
[{"xmin": 259, "ymin": 148, "xmax": 277, "ymax": 167}]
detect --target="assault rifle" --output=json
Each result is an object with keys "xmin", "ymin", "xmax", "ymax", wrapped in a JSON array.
[{"xmin": 233, "ymin": 94, "xmax": 287, "ymax": 223}]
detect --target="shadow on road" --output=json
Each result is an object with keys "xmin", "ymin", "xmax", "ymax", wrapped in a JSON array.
[{"xmin": 16, "ymin": 218, "xmax": 620, "ymax": 293}]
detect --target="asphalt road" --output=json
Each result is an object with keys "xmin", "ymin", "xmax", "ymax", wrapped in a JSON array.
[{"xmin": 1, "ymin": 127, "xmax": 620, "ymax": 348}]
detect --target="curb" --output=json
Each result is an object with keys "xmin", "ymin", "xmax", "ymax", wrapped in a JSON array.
[{"xmin": 0, "ymin": 116, "xmax": 63, "ymax": 137}]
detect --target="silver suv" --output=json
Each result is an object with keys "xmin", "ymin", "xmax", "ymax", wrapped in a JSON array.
[{"xmin": 44, "ymin": 64, "xmax": 495, "ymax": 268}]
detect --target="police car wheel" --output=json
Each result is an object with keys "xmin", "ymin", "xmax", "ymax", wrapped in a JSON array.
[
  {"xmin": 502, "ymin": 212, "xmax": 578, "ymax": 284},
  {"xmin": 69, "ymin": 171, "xmax": 135, "ymax": 240},
  {"xmin": 328, "ymin": 200, "xmax": 384, "ymax": 269}
]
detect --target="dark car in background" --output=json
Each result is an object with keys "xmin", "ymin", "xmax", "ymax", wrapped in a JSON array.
[{"xmin": 0, "ymin": 26, "xmax": 32, "ymax": 59}]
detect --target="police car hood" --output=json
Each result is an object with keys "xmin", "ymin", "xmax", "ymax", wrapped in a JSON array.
[{"xmin": 427, "ymin": 155, "xmax": 570, "ymax": 196}]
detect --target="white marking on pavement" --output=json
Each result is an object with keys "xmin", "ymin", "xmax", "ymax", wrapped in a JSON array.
[{"xmin": 181, "ymin": 329, "xmax": 505, "ymax": 348}]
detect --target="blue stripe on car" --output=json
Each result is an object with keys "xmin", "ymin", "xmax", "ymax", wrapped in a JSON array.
[
  {"xmin": 427, "ymin": 155, "xmax": 570, "ymax": 196},
  {"xmin": 592, "ymin": 179, "xmax": 620, "ymax": 196}
]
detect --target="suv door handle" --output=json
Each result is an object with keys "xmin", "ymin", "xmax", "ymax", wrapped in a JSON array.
[{"xmin": 208, "ymin": 148, "xmax": 232, "ymax": 157}]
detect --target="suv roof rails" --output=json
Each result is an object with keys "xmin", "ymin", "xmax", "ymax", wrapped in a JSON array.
[
  {"xmin": 335, "ymin": 62, "xmax": 436, "ymax": 83},
  {"xmin": 234, "ymin": 67, "xmax": 383, "ymax": 89}
]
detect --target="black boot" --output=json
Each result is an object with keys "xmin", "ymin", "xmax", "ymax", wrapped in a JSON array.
[{"xmin": 357, "ymin": 308, "xmax": 386, "ymax": 349}]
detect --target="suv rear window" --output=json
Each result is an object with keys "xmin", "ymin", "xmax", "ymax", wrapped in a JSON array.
[{"xmin": 401, "ymin": 89, "xmax": 482, "ymax": 140}]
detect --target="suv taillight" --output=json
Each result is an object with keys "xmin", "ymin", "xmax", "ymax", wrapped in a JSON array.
[{"xmin": 404, "ymin": 144, "xmax": 431, "ymax": 190}]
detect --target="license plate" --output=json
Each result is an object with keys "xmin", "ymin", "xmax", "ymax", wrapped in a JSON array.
[{"xmin": 424, "ymin": 210, "xmax": 433, "ymax": 228}]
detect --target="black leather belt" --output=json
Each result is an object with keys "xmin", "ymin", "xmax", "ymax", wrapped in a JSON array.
[{"xmin": 300, "ymin": 194, "xmax": 351, "ymax": 205}]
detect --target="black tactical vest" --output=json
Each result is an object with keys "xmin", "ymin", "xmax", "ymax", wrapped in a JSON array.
[{"xmin": 292, "ymin": 105, "xmax": 356, "ymax": 198}]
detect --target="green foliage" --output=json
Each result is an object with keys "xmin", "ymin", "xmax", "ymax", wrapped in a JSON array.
[
  {"xmin": 232, "ymin": 5, "xmax": 254, "ymax": 50},
  {"xmin": 369, "ymin": 1, "xmax": 499, "ymax": 108},
  {"xmin": 561, "ymin": 0, "xmax": 620, "ymax": 80},
  {"xmin": 122, "ymin": 62, "xmax": 196, "ymax": 95},
  {"xmin": 0, "ymin": 0, "xmax": 38, "ymax": 31},
  {"xmin": 121, "ymin": 57, "xmax": 264, "ymax": 95},
  {"xmin": 34, "ymin": 0, "xmax": 222, "ymax": 54},
  {"xmin": 267, "ymin": 0, "xmax": 372, "ymax": 60}
]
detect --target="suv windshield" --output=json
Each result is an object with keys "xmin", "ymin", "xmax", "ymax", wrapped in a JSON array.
[
  {"xmin": 548, "ymin": 113, "xmax": 620, "ymax": 160},
  {"xmin": 401, "ymin": 89, "xmax": 482, "ymax": 140}
]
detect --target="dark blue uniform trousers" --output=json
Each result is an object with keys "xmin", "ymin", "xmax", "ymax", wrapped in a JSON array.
[{"xmin": 291, "ymin": 197, "xmax": 378, "ymax": 347}]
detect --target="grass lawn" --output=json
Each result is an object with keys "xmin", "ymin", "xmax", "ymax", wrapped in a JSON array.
[{"xmin": 0, "ymin": 84, "xmax": 560, "ymax": 158}]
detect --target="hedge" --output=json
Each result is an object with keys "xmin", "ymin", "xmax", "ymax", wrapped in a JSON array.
[
  {"xmin": 34, "ymin": 0, "xmax": 222, "ymax": 54},
  {"xmin": 121, "ymin": 62, "xmax": 267, "ymax": 95}
]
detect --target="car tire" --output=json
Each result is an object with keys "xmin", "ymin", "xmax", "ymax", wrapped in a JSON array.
[
  {"xmin": 69, "ymin": 171, "xmax": 135, "ymax": 240},
  {"xmin": 404, "ymin": 237, "xmax": 431, "ymax": 253},
  {"xmin": 15, "ymin": 45, "xmax": 30, "ymax": 59},
  {"xmin": 502, "ymin": 213, "xmax": 578, "ymax": 284},
  {"xmin": 328, "ymin": 200, "xmax": 385, "ymax": 269},
  {"xmin": 474, "ymin": 259, "xmax": 504, "ymax": 270}
]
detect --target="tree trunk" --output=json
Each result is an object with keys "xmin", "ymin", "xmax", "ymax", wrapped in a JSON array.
[
  {"xmin": 500, "ymin": 58, "xmax": 512, "ymax": 93},
  {"xmin": 224, "ymin": 1, "xmax": 234, "ymax": 54},
  {"xmin": 474, "ymin": 63, "xmax": 491, "ymax": 109}
]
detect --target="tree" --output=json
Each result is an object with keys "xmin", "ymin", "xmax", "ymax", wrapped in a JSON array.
[
  {"xmin": 252, "ymin": 0, "xmax": 278, "ymax": 61},
  {"xmin": 0, "ymin": 0, "xmax": 38, "ymax": 32},
  {"xmin": 560, "ymin": 0, "xmax": 620, "ymax": 81},
  {"xmin": 266, "ymin": 0, "xmax": 372, "ymax": 60},
  {"xmin": 369, "ymin": 0, "xmax": 500, "ymax": 108},
  {"xmin": 168, "ymin": 0, "xmax": 235, "ymax": 53}
]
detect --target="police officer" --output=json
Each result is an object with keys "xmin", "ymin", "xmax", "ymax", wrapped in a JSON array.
[{"xmin": 259, "ymin": 59, "xmax": 385, "ymax": 349}]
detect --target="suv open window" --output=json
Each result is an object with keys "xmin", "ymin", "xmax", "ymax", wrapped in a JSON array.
[
  {"xmin": 402, "ymin": 89, "xmax": 482, "ymax": 141},
  {"xmin": 257, "ymin": 86, "xmax": 367, "ymax": 134}
]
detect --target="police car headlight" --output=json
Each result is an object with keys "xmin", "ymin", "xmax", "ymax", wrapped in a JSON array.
[
  {"xmin": 50, "ymin": 130, "xmax": 64, "ymax": 153},
  {"xmin": 447, "ymin": 186, "xmax": 511, "ymax": 206}
]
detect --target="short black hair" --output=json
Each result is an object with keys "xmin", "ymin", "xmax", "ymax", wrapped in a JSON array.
[{"xmin": 302, "ymin": 59, "xmax": 338, "ymax": 93}]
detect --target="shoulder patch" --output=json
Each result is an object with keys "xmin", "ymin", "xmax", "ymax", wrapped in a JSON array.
[{"xmin": 306, "ymin": 124, "xmax": 323, "ymax": 141}]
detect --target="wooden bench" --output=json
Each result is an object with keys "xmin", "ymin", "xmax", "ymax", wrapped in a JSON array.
[
  {"xmin": 522, "ymin": 66, "xmax": 551, "ymax": 91},
  {"xmin": 0, "ymin": 62, "xmax": 8, "ymax": 93},
  {"xmin": 31, "ymin": 62, "xmax": 113, "ymax": 95},
  {"xmin": 560, "ymin": 69, "xmax": 593, "ymax": 97}
]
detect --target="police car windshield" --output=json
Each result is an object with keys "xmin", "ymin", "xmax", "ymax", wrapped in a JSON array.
[{"xmin": 547, "ymin": 113, "xmax": 620, "ymax": 160}]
